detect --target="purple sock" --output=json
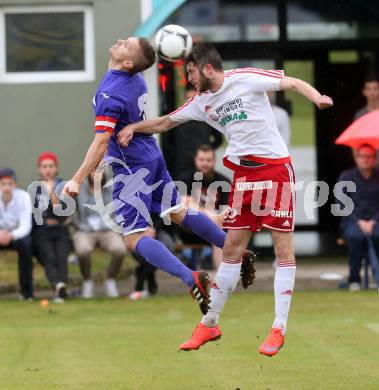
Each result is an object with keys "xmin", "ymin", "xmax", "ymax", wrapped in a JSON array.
[
  {"xmin": 135, "ymin": 236, "xmax": 194, "ymax": 287},
  {"xmin": 182, "ymin": 209, "xmax": 226, "ymax": 249}
]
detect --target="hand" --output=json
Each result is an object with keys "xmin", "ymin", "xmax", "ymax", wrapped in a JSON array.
[
  {"xmin": 358, "ymin": 220, "xmax": 375, "ymax": 236},
  {"xmin": 62, "ymin": 180, "xmax": 80, "ymax": 197},
  {"xmin": 366, "ymin": 220, "xmax": 376, "ymax": 235},
  {"xmin": 43, "ymin": 179, "xmax": 62, "ymax": 205},
  {"xmin": 223, "ymin": 207, "xmax": 237, "ymax": 222},
  {"xmin": 358, "ymin": 220, "xmax": 368, "ymax": 234},
  {"xmin": 0, "ymin": 230, "xmax": 12, "ymax": 246},
  {"xmin": 316, "ymin": 95, "xmax": 333, "ymax": 110},
  {"xmin": 42, "ymin": 179, "xmax": 56, "ymax": 192},
  {"xmin": 117, "ymin": 125, "xmax": 135, "ymax": 147}
]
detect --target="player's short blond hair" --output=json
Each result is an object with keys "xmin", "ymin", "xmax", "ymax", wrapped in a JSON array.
[{"xmin": 133, "ymin": 38, "xmax": 156, "ymax": 73}]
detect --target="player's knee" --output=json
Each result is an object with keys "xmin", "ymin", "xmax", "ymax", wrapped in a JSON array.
[
  {"xmin": 124, "ymin": 232, "xmax": 145, "ymax": 252},
  {"xmin": 170, "ymin": 205, "xmax": 188, "ymax": 225},
  {"xmin": 124, "ymin": 238, "xmax": 136, "ymax": 252},
  {"xmin": 223, "ymin": 238, "xmax": 245, "ymax": 260}
]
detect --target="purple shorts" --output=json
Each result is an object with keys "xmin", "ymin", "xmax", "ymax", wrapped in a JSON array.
[{"xmin": 111, "ymin": 155, "xmax": 181, "ymax": 235}]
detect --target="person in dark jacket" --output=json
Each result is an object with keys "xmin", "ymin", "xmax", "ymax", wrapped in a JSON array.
[
  {"xmin": 32, "ymin": 152, "xmax": 72, "ymax": 302},
  {"xmin": 178, "ymin": 144, "xmax": 230, "ymax": 269},
  {"xmin": 338, "ymin": 144, "xmax": 379, "ymax": 291}
]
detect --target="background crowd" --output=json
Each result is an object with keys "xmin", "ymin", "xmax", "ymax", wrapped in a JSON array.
[{"xmin": 1, "ymin": 78, "xmax": 379, "ymax": 302}]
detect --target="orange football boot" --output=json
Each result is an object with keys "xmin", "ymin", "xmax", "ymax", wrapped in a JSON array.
[
  {"xmin": 180, "ymin": 323, "xmax": 222, "ymax": 351},
  {"xmin": 259, "ymin": 328, "xmax": 285, "ymax": 356}
]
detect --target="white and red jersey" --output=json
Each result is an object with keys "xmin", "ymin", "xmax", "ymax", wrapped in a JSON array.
[{"xmin": 169, "ymin": 68, "xmax": 290, "ymax": 168}]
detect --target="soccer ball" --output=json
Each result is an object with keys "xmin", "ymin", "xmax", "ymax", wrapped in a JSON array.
[{"xmin": 155, "ymin": 24, "xmax": 193, "ymax": 62}]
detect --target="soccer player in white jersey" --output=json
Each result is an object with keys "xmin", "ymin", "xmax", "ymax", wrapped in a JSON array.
[{"xmin": 118, "ymin": 44, "xmax": 333, "ymax": 356}]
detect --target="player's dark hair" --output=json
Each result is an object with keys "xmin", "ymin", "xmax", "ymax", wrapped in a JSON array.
[
  {"xmin": 196, "ymin": 144, "xmax": 215, "ymax": 155},
  {"xmin": 185, "ymin": 44, "xmax": 223, "ymax": 72},
  {"xmin": 135, "ymin": 38, "xmax": 156, "ymax": 73}
]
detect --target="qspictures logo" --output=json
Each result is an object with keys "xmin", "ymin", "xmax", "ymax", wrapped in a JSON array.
[{"xmin": 26, "ymin": 169, "xmax": 360, "ymax": 234}]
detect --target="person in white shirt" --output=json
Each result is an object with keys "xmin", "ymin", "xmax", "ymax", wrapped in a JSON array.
[
  {"xmin": 0, "ymin": 167, "xmax": 33, "ymax": 299},
  {"xmin": 117, "ymin": 43, "xmax": 333, "ymax": 356},
  {"xmin": 267, "ymin": 91, "xmax": 291, "ymax": 146}
]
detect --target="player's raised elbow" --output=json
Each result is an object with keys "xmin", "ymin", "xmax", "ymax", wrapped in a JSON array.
[{"xmin": 279, "ymin": 76, "xmax": 299, "ymax": 92}]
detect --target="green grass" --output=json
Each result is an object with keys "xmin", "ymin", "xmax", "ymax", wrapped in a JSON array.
[{"xmin": 0, "ymin": 291, "xmax": 378, "ymax": 389}]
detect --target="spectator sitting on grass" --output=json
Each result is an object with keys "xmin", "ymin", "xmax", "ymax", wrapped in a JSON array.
[
  {"xmin": 337, "ymin": 144, "xmax": 379, "ymax": 292},
  {"xmin": 73, "ymin": 168, "xmax": 126, "ymax": 299},
  {"xmin": 32, "ymin": 152, "xmax": 71, "ymax": 303},
  {"xmin": 0, "ymin": 167, "xmax": 33, "ymax": 300}
]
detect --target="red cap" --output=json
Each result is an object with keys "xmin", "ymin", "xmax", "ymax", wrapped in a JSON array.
[{"xmin": 37, "ymin": 151, "xmax": 58, "ymax": 165}]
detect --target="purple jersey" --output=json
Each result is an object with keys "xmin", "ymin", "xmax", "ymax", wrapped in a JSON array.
[{"xmin": 93, "ymin": 70, "xmax": 161, "ymax": 163}]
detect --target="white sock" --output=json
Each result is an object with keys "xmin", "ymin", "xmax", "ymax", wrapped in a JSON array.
[
  {"xmin": 201, "ymin": 259, "xmax": 242, "ymax": 327},
  {"xmin": 272, "ymin": 260, "xmax": 296, "ymax": 333}
]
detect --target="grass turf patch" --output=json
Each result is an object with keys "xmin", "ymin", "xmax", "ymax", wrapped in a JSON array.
[{"xmin": 0, "ymin": 290, "xmax": 378, "ymax": 389}]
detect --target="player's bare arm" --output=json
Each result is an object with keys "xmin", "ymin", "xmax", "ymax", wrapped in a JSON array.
[
  {"xmin": 117, "ymin": 115, "xmax": 176, "ymax": 146},
  {"xmin": 279, "ymin": 76, "xmax": 333, "ymax": 109},
  {"xmin": 62, "ymin": 132, "xmax": 111, "ymax": 197}
]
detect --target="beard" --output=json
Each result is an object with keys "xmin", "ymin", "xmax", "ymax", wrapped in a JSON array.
[{"xmin": 198, "ymin": 71, "xmax": 212, "ymax": 93}]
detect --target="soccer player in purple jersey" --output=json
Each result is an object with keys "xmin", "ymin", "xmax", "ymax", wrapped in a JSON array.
[{"xmin": 62, "ymin": 37, "xmax": 255, "ymax": 314}]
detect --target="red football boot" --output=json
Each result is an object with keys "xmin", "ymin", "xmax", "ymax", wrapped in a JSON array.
[
  {"xmin": 180, "ymin": 323, "xmax": 222, "ymax": 351},
  {"xmin": 259, "ymin": 328, "xmax": 285, "ymax": 357}
]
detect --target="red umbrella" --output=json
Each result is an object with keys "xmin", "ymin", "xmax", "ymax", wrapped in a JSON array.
[{"xmin": 335, "ymin": 110, "xmax": 379, "ymax": 149}]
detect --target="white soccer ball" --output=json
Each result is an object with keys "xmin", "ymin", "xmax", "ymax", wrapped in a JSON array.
[{"xmin": 155, "ymin": 24, "xmax": 193, "ymax": 62}]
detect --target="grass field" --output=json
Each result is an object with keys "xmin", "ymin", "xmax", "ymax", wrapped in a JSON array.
[{"xmin": 1, "ymin": 290, "xmax": 378, "ymax": 390}]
